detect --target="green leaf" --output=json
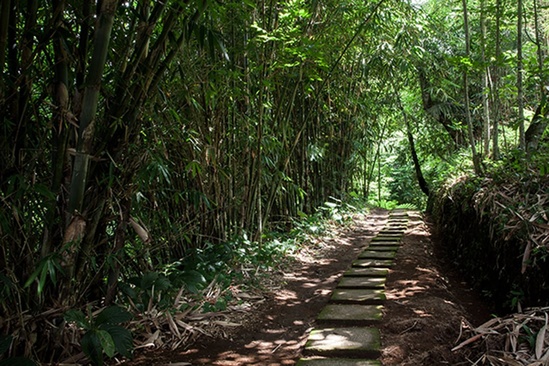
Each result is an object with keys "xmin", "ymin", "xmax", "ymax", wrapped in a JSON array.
[
  {"xmin": 64, "ymin": 309, "xmax": 89, "ymax": 329},
  {"xmin": 140, "ymin": 272, "xmax": 159, "ymax": 290},
  {"xmin": 95, "ymin": 306, "xmax": 132, "ymax": 326},
  {"xmin": 97, "ymin": 330, "xmax": 115, "ymax": 358},
  {"xmin": 100, "ymin": 324, "xmax": 133, "ymax": 358},
  {"xmin": 154, "ymin": 275, "xmax": 171, "ymax": 291},
  {"xmin": 81, "ymin": 331, "xmax": 104, "ymax": 366}
]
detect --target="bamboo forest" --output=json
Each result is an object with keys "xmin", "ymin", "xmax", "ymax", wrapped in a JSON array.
[{"xmin": 2, "ymin": 0, "xmax": 549, "ymax": 364}]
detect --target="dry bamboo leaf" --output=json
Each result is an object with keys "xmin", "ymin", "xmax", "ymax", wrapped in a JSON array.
[
  {"xmin": 129, "ymin": 217, "xmax": 151, "ymax": 243},
  {"xmin": 63, "ymin": 214, "xmax": 86, "ymax": 245},
  {"xmin": 166, "ymin": 312, "xmax": 181, "ymax": 339},
  {"xmin": 485, "ymin": 354, "xmax": 524, "ymax": 366},
  {"xmin": 535, "ymin": 315, "xmax": 548, "ymax": 359},
  {"xmin": 510, "ymin": 331, "xmax": 518, "ymax": 354},
  {"xmin": 540, "ymin": 346, "xmax": 549, "ymax": 361},
  {"xmin": 533, "ymin": 222, "xmax": 549, "ymax": 230},
  {"xmin": 135, "ymin": 330, "xmax": 161, "ymax": 349},
  {"xmin": 522, "ymin": 242, "xmax": 533, "ymax": 274},
  {"xmin": 452, "ymin": 333, "xmax": 484, "ymax": 351},
  {"xmin": 174, "ymin": 319, "xmax": 209, "ymax": 336},
  {"xmin": 476, "ymin": 317, "xmax": 502, "ymax": 332},
  {"xmin": 212, "ymin": 320, "xmax": 241, "ymax": 327}
]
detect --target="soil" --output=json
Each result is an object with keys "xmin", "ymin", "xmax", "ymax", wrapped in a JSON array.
[{"xmin": 120, "ymin": 209, "xmax": 494, "ymax": 366}]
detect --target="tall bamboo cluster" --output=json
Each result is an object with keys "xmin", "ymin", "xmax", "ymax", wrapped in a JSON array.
[{"xmin": 0, "ymin": 0, "xmax": 395, "ymax": 359}]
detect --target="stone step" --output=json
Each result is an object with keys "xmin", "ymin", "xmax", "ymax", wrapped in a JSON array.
[
  {"xmin": 331, "ymin": 288, "xmax": 385, "ymax": 304},
  {"xmin": 344, "ymin": 267, "xmax": 389, "ymax": 277},
  {"xmin": 373, "ymin": 233, "xmax": 402, "ymax": 239},
  {"xmin": 352, "ymin": 259, "xmax": 394, "ymax": 268},
  {"xmin": 317, "ymin": 304, "xmax": 383, "ymax": 325},
  {"xmin": 370, "ymin": 236, "xmax": 401, "ymax": 243},
  {"xmin": 368, "ymin": 241, "xmax": 400, "ymax": 248},
  {"xmin": 337, "ymin": 276, "xmax": 386, "ymax": 289},
  {"xmin": 297, "ymin": 358, "xmax": 381, "ymax": 366},
  {"xmin": 364, "ymin": 245, "xmax": 398, "ymax": 251},
  {"xmin": 304, "ymin": 327, "xmax": 380, "ymax": 358},
  {"xmin": 299, "ymin": 210, "xmax": 414, "ymax": 365},
  {"xmin": 378, "ymin": 229, "xmax": 405, "ymax": 234},
  {"xmin": 358, "ymin": 250, "xmax": 396, "ymax": 260}
]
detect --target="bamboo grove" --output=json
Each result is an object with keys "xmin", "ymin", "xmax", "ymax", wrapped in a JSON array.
[{"xmin": 1, "ymin": 0, "xmax": 549, "ymax": 362}]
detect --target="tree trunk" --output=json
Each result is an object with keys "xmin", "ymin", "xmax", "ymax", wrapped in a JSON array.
[
  {"xmin": 517, "ymin": 0, "xmax": 525, "ymax": 149},
  {"xmin": 68, "ymin": 0, "xmax": 118, "ymax": 215},
  {"xmin": 525, "ymin": 92, "xmax": 549, "ymax": 154},
  {"xmin": 526, "ymin": 0, "xmax": 548, "ymax": 156},
  {"xmin": 462, "ymin": 0, "xmax": 482, "ymax": 174},
  {"xmin": 480, "ymin": 0, "xmax": 491, "ymax": 156},
  {"xmin": 492, "ymin": 0, "xmax": 502, "ymax": 160}
]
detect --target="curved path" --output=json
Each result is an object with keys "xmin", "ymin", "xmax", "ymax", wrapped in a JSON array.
[{"xmin": 297, "ymin": 209, "xmax": 410, "ymax": 366}]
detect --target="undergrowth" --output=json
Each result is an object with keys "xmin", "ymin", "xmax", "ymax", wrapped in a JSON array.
[
  {"xmin": 430, "ymin": 148, "xmax": 549, "ymax": 313},
  {"xmin": 53, "ymin": 197, "xmax": 368, "ymax": 365}
]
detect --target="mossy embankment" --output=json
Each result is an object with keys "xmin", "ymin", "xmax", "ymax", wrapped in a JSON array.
[{"xmin": 429, "ymin": 157, "xmax": 549, "ymax": 312}]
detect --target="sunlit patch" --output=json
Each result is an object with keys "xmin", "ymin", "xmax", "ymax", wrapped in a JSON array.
[
  {"xmin": 274, "ymin": 289, "xmax": 298, "ymax": 301},
  {"xmin": 412, "ymin": 308, "xmax": 432, "ymax": 317},
  {"xmin": 382, "ymin": 344, "xmax": 406, "ymax": 361},
  {"xmin": 385, "ymin": 279, "xmax": 428, "ymax": 300}
]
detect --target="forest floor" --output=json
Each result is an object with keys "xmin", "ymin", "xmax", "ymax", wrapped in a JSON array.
[{"xmin": 120, "ymin": 209, "xmax": 494, "ymax": 365}]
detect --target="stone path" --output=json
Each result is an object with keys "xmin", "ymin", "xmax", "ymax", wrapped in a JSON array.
[{"xmin": 297, "ymin": 209, "xmax": 409, "ymax": 366}]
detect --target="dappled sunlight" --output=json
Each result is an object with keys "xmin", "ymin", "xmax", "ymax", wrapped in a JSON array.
[
  {"xmin": 189, "ymin": 333, "xmax": 309, "ymax": 365},
  {"xmin": 275, "ymin": 289, "xmax": 298, "ymax": 302},
  {"xmin": 412, "ymin": 308, "xmax": 433, "ymax": 318},
  {"xmin": 307, "ymin": 330, "xmax": 363, "ymax": 349},
  {"xmin": 385, "ymin": 278, "xmax": 429, "ymax": 300}
]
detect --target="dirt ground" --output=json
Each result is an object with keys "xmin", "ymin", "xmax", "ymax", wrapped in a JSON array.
[{"xmin": 121, "ymin": 209, "xmax": 493, "ymax": 365}]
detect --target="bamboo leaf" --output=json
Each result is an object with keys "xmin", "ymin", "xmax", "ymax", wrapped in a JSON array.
[
  {"xmin": 95, "ymin": 306, "xmax": 133, "ymax": 326},
  {"xmin": 536, "ymin": 315, "xmax": 548, "ymax": 359},
  {"xmin": 522, "ymin": 241, "xmax": 532, "ymax": 274}
]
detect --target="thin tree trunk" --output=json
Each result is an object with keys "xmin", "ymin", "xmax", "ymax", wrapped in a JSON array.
[
  {"xmin": 492, "ymin": 0, "xmax": 502, "ymax": 160},
  {"xmin": 68, "ymin": 0, "xmax": 118, "ymax": 215},
  {"xmin": 394, "ymin": 85, "xmax": 429, "ymax": 196},
  {"xmin": 525, "ymin": 0, "xmax": 548, "ymax": 156},
  {"xmin": 480, "ymin": 0, "xmax": 491, "ymax": 156},
  {"xmin": 517, "ymin": 0, "xmax": 525, "ymax": 149},
  {"xmin": 462, "ymin": 0, "xmax": 481, "ymax": 174}
]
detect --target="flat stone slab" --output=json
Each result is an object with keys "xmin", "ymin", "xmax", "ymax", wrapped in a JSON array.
[
  {"xmin": 368, "ymin": 241, "xmax": 400, "ymax": 247},
  {"xmin": 374, "ymin": 233, "xmax": 402, "ymax": 238},
  {"xmin": 305, "ymin": 327, "xmax": 380, "ymax": 357},
  {"xmin": 365, "ymin": 245, "xmax": 398, "ymax": 251},
  {"xmin": 338, "ymin": 276, "xmax": 386, "ymax": 288},
  {"xmin": 318, "ymin": 304, "xmax": 383, "ymax": 323},
  {"xmin": 386, "ymin": 224, "xmax": 407, "ymax": 229},
  {"xmin": 331, "ymin": 288, "xmax": 385, "ymax": 303},
  {"xmin": 378, "ymin": 230, "xmax": 404, "ymax": 235},
  {"xmin": 371, "ymin": 235, "xmax": 402, "ymax": 243},
  {"xmin": 358, "ymin": 250, "xmax": 396, "ymax": 259},
  {"xmin": 297, "ymin": 359, "xmax": 381, "ymax": 366},
  {"xmin": 353, "ymin": 259, "xmax": 394, "ymax": 268},
  {"xmin": 344, "ymin": 267, "xmax": 389, "ymax": 277}
]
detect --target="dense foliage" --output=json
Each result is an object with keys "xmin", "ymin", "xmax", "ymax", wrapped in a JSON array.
[{"xmin": 1, "ymin": 0, "xmax": 548, "ymax": 363}]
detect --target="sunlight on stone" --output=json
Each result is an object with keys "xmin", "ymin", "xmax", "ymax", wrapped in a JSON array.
[{"xmin": 309, "ymin": 332, "xmax": 361, "ymax": 349}]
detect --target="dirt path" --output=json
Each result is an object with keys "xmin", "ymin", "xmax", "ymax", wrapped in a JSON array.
[{"xmin": 122, "ymin": 209, "xmax": 492, "ymax": 365}]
